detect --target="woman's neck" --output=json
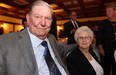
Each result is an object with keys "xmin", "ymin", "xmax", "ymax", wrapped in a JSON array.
[{"xmin": 80, "ymin": 48, "xmax": 92, "ymax": 61}]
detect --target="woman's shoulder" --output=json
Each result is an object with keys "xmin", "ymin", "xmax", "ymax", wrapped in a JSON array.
[{"xmin": 67, "ymin": 46, "xmax": 80, "ymax": 57}]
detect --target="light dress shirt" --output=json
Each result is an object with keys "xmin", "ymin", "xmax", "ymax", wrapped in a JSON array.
[
  {"xmin": 27, "ymin": 28, "xmax": 67, "ymax": 75},
  {"xmin": 114, "ymin": 50, "xmax": 116, "ymax": 63},
  {"xmin": 89, "ymin": 56, "xmax": 104, "ymax": 75}
]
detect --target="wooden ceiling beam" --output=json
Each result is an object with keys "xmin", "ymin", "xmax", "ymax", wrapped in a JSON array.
[
  {"xmin": 0, "ymin": 0, "xmax": 21, "ymax": 8},
  {"xmin": 76, "ymin": 0, "xmax": 88, "ymax": 17},
  {"xmin": 97, "ymin": 0, "xmax": 105, "ymax": 16},
  {"xmin": 45, "ymin": 0, "xmax": 69, "ymax": 15}
]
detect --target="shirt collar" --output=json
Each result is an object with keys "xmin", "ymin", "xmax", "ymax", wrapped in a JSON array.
[{"xmin": 27, "ymin": 27, "xmax": 48, "ymax": 48}]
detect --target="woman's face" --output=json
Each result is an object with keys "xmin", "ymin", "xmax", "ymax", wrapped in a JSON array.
[{"xmin": 77, "ymin": 31, "xmax": 92, "ymax": 50}]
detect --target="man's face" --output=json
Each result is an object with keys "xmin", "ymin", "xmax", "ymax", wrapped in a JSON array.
[
  {"xmin": 106, "ymin": 7, "xmax": 116, "ymax": 19},
  {"xmin": 70, "ymin": 12, "xmax": 77, "ymax": 21},
  {"xmin": 26, "ymin": 6, "xmax": 52, "ymax": 39}
]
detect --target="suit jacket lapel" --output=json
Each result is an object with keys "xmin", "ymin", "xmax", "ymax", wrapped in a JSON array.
[
  {"xmin": 70, "ymin": 21, "xmax": 75, "ymax": 28},
  {"xmin": 47, "ymin": 34, "xmax": 70, "ymax": 75},
  {"xmin": 47, "ymin": 34, "xmax": 62, "ymax": 64},
  {"xmin": 18, "ymin": 28, "xmax": 38, "ymax": 74},
  {"xmin": 73, "ymin": 47, "xmax": 97, "ymax": 74}
]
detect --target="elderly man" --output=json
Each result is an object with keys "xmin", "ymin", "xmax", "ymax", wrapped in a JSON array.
[{"xmin": 0, "ymin": 0, "xmax": 75, "ymax": 75}]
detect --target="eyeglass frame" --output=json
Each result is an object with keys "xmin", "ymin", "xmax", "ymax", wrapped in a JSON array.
[{"xmin": 77, "ymin": 36, "xmax": 91, "ymax": 41}]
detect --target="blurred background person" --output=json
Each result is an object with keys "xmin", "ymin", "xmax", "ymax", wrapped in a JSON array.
[
  {"xmin": 20, "ymin": 17, "xmax": 27, "ymax": 31},
  {"xmin": 0, "ymin": 27, "xmax": 3, "ymax": 35},
  {"xmin": 92, "ymin": 35, "xmax": 101, "ymax": 61},
  {"xmin": 49, "ymin": 12, "xmax": 57, "ymax": 39},
  {"xmin": 67, "ymin": 26, "xmax": 103, "ymax": 75},
  {"xmin": 92, "ymin": 25, "xmax": 99, "ymax": 36},
  {"xmin": 63, "ymin": 11, "xmax": 82, "ymax": 45},
  {"xmin": 96, "ymin": 2, "xmax": 116, "ymax": 75}
]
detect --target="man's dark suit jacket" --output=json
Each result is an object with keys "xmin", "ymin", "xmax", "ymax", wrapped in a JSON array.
[
  {"xmin": 96, "ymin": 19, "xmax": 116, "ymax": 53},
  {"xmin": 63, "ymin": 21, "xmax": 81, "ymax": 44},
  {"xmin": 66, "ymin": 47, "xmax": 101, "ymax": 75},
  {"xmin": 0, "ymin": 28, "xmax": 70, "ymax": 75}
]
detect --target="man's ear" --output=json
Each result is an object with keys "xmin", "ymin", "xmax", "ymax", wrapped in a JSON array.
[{"xmin": 26, "ymin": 14, "xmax": 30, "ymax": 26}]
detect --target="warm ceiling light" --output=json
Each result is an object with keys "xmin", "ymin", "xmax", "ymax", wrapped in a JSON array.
[
  {"xmin": 0, "ymin": 3, "xmax": 12, "ymax": 8},
  {"xmin": 50, "ymin": 4, "xmax": 58, "ymax": 8},
  {"xmin": 13, "ymin": 0, "xmax": 29, "ymax": 5},
  {"xmin": 53, "ymin": 9, "xmax": 64, "ymax": 12}
]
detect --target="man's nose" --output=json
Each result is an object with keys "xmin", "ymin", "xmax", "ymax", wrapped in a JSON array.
[{"xmin": 41, "ymin": 17, "xmax": 46, "ymax": 26}]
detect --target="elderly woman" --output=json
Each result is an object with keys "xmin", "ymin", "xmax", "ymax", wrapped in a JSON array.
[{"xmin": 66, "ymin": 26, "xmax": 104, "ymax": 75}]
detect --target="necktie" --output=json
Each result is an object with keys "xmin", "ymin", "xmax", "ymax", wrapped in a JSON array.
[
  {"xmin": 73, "ymin": 21, "xmax": 78, "ymax": 28},
  {"xmin": 41, "ymin": 41, "xmax": 61, "ymax": 75}
]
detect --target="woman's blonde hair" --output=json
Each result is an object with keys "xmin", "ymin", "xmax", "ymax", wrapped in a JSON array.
[{"xmin": 74, "ymin": 26, "xmax": 94, "ymax": 42}]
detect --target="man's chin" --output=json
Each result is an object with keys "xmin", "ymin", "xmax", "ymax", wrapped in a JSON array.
[{"xmin": 36, "ymin": 34, "xmax": 47, "ymax": 39}]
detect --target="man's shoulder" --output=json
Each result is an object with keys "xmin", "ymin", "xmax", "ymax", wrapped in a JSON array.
[
  {"xmin": 0, "ymin": 32, "xmax": 19, "ymax": 46},
  {"xmin": 99, "ymin": 19, "xmax": 110, "ymax": 27},
  {"xmin": 64, "ymin": 21, "xmax": 71, "ymax": 25},
  {"xmin": 101, "ymin": 19, "xmax": 111, "ymax": 23},
  {"xmin": 47, "ymin": 33, "xmax": 57, "ymax": 41},
  {"xmin": 0, "ymin": 30, "xmax": 25, "ymax": 43},
  {"xmin": 76, "ymin": 21, "xmax": 81, "ymax": 23},
  {"xmin": 0, "ymin": 32, "xmax": 16, "ymax": 39}
]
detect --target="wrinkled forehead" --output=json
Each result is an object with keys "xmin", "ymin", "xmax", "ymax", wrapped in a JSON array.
[
  {"xmin": 78, "ymin": 31, "xmax": 89, "ymax": 36},
  {"xmin": 33, "ymin": 6, "xmax": 52, "ymax": 13}
]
